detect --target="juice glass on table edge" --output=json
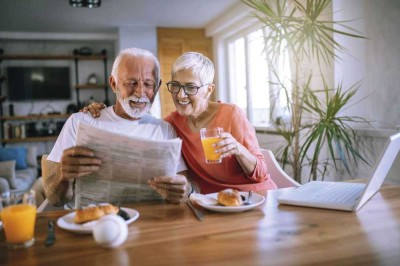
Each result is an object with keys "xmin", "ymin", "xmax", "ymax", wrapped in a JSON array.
[
  {"xmin": 200, "ymin": 127, "xmax": 223, "ymax": 164},
  {"xmin": 0, "ymin": 190, "xmax": 37, "ymax": 248}
]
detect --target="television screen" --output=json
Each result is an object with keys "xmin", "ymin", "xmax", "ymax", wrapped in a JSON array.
[{"xmin": 7, "ymin": 67, "xmax": 71, "ymax": 101}]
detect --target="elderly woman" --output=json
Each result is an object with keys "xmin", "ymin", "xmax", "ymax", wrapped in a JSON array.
[{"xmin": 84, "ymin": 52, "xmax": 277, "ymax": 194}]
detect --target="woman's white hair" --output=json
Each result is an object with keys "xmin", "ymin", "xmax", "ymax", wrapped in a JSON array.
[
  {"xmin": 171, "ymin": 52, "xmax": 214, "ymax": 84},
  {"xmin": 111, "ymin": 47, "xmax": 161, "ymax": 86}
]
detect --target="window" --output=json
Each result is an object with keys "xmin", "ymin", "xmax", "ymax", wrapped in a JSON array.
[{"xmin": 227, "ymin": 27, "xmax": 292, "ymax": 127}]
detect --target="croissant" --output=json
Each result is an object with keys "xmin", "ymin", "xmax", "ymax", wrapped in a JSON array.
[
  {"xmin": 217, "ymin": 189, "xmax": 243, "ymax": 206},
  {"xmin": 74, "ymin": 203, "xmax": 119, "ymax": 224}
]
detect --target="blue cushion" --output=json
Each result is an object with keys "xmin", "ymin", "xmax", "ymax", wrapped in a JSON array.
[{"xmin": 0, "ymin": 147, "xmax": 28, "ymax": 170}]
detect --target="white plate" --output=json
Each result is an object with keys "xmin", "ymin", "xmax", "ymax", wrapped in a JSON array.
[
  {"xmin": 193, "ymin": 192, "xmax": 265, "ymax": 213},
  {"xmin": 57, "ymin": 207, "xmax": 139, "ymax": 234}
]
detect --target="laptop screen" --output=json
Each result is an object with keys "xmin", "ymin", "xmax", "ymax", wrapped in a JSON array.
[{"xmin": 355, "ymin": 132, "xmax": 400, "ymax": 210}]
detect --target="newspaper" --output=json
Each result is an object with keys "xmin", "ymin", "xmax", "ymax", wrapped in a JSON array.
[{"xmin": 74, "ymin": 122, "xmax": 182, "ymax": 208}]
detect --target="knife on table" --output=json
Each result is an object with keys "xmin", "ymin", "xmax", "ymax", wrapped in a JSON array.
[
  {"xmin": 187, "ymin": 201, "xmax": 204, "ymax": 221},
  {"xmin": 45, "ymin": 220, "xmax": 56, "ymax": 247}
]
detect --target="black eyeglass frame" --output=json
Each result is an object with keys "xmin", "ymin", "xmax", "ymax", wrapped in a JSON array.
[{"xmin": 166, "ymin": 81, "xmax": 209, "ymax": 96}]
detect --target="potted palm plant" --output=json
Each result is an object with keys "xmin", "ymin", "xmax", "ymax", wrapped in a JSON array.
[{"xmin": 241, "ymin": 0, "xmax": 369, "ymax": 183}]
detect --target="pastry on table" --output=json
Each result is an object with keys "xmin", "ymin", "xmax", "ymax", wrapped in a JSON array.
[
  {"xmin": 217, "ymin": 188, "xmax": 243, "ymax": 206},
  {"xmin": 74, "ymin": 203, "xmax": 119, "ymax": 224}
]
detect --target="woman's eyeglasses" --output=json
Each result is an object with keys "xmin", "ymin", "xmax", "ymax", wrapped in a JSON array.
[{"xmin": 166, "ymin": 81, "xmax": 209, "ymax": 96}]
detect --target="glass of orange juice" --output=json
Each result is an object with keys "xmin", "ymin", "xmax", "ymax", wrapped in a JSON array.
[
  {"xmin": 0, "ymin": 190, "xmax": 36, "ymax": 248},
  {"xmin": 200, "ymin": 127, "xmax": 223, "ymax": 164}
]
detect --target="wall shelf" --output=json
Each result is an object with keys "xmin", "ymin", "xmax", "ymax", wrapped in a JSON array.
[
  {"xmin": 1, "ymin": 114, "xmax": 70, "ymax": 121},
  {"xmin": 2, "ymin": 136, "xmax": 59, "ymax": 144},
  {"xmin": 0, "ymin": 48, "xmax": 109, "ymax": 144},
  {"xmin": 0, "ymin": 54, "xmax": 106, "ymax": 60},
  {"xmin": 74, "ymin": 84, "xmax": 107, "ymax": 89},
  {"xmin": 1, "ymin": 114, "xmax": 70, "ymax": 145},
  {"xmin": 0, "ymin": 50, "xmax": 109, "ymax": 108}
]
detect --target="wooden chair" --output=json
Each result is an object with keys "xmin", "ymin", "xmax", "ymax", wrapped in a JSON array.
[
  {"xmin": 36, "ymin": 154, "xmax": 57, "ymax": 212},
  {"xmin": 36, "ymin": 155, "xmax": 75, "ymax": 212},
  {"xmin": 260, "ymin": 149, "xmax": 301, "ymax": 188}
]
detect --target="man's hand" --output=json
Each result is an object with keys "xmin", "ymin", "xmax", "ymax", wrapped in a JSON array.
[
  {"xmin": 148, "ymin": 175, "xmax": 191, "ymax": 203},
  {"xmin": 60, "ymin": 146, "xmax": 102, "ymax": 181}
]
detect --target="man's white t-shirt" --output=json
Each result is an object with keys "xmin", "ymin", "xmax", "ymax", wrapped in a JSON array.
[{"xmin": 48, "ymin": 106, "xmax": 187, "ymax": 172}]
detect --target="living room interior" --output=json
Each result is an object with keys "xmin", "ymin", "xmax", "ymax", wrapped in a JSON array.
[
  {"xmin": 0, "ymin": 0, "xmax": 399, "ymax": 199},
  {"xmin": 0, "ymin": 1, "xmax": 399, "ymax": 264}
]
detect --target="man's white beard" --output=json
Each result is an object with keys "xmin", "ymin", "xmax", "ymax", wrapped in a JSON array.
[{"xmin": 116, "ymin": 89, "xmax": 152, "ymax": 119}]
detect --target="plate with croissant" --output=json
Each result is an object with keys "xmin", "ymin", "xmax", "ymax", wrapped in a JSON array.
[
  {"xmin": 57, "ymin": 203, "xmax": 139, "ymax": 234},
  {"xmin": 189, "ymin": 189, "xmax": 265, "ymax": 213}
]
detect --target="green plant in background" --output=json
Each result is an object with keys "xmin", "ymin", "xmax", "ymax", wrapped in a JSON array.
[
  {"xmin": 301, "ymin": 79, "xmax": 370, "ymax": 181},
  {"xmin": 241, "ymin": 0, "xmax": 368, "ymax": 182}
]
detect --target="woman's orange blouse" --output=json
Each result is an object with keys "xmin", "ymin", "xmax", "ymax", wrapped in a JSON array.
[{"xmin": 165, "ymin": 102, "xmax": 277, "ymax": 193}]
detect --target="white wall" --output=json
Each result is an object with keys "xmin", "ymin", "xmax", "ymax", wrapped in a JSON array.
[
  {"xmin": 206, "ymin": 2, "xmax": 255, "ymax": 103},
  {"xmin": 334, "ymin": 0, "xmax": 400, "ymax": 131},
  {"xmin": 333, "ymin": 0, "xmax": 400, "ymax": 184},
  {"xmin": 118, "ymin": 27, "xmax": 157, "ymax": 55}
]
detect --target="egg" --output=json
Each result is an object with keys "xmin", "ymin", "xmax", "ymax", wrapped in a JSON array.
[{"xmin": 92, "ymin": 214, "xmax": 128, "ymax": 248}]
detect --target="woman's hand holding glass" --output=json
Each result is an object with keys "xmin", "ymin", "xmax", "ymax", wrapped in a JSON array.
[
  {"xmin": 214, "ymin": 132, "xmax": 242, "ymax": 158},
  {"xmin": 214, "ymin": 132, "xmax": 258, "ymax": 175}
]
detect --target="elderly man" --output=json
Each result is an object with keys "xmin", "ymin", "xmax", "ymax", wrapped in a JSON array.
[{"xmin": 43, "ymin": 47, "xmax": 191, "ymax": 207}]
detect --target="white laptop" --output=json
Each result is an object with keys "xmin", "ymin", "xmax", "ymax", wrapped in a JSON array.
[{"xmin": 277, "ymin": 132, "xmax": 400, "ymax": 211}]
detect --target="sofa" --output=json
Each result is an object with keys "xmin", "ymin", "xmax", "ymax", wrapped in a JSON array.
[{"xmin": 0, "ymin": 146, "xmax": 38, "ymax": 197}]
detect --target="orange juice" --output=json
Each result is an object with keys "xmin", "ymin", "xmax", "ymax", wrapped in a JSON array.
[
  {"xmin": 201, "ymin": 137, "xmax": 221, "ymax": 163},
  {"xmin": 1, "ymin": 204, "xmax": 36, "ymax": 244}
]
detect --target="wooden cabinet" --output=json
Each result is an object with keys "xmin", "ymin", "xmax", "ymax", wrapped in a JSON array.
[{"xmin": 157, "ymin": 28, "xmax": 213, "ymax": 117}]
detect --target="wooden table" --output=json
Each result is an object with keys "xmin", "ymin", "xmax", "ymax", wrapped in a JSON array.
[{"xmin": 1, "ymin": 181, "xmax": 400, "ymax": 265}]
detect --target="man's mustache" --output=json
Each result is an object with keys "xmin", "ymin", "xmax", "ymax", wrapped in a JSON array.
[{"xmin": 122, "ymin": 96, "xmax": 151, "ymax": 104}]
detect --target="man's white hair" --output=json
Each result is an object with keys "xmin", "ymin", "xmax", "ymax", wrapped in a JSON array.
[{"xmin": 111, "ymin": 47, "xmax": 161, "ymax": 86}]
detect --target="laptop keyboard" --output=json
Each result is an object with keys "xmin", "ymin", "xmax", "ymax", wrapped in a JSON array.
[{"xmin": 298, "ymin": 182, "xmax": 365, "ymax": 204}]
